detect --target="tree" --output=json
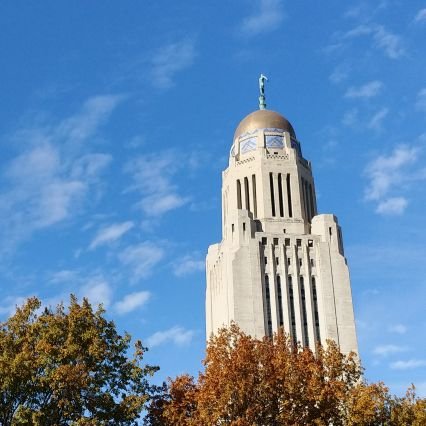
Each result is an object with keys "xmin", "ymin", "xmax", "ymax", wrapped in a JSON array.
[
  {"xmin": 0, "ymin": 296, "xmax": 158, "ymax": 425},
  {"xmin": 146, "ymin": 324, "xmax": 425, "ymax": 425}
]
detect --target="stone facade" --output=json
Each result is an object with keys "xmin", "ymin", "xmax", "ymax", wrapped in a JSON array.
[{"xmin": 206, "ymin": 109, "xmax": 358, "ymax": 355}]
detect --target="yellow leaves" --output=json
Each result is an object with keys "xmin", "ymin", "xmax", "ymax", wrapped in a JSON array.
[{"xmin": 0, "ymin": 296, "xmax": 158, "ymax": 425}]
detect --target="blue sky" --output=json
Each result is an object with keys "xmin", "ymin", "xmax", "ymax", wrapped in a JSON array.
[{"xmin": 0, "ymin": 0, "xmax": 425, "ymax": 396}]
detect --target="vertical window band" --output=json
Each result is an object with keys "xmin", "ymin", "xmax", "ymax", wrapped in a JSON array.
[
  {"xmin": 278, "ymin": 173, "xmax": 284, "ymax": 217},
  {"xmin": 244, "ymin": 177, "xmax": 250, "ymax": 211},
  {"xmin": 312, "ymin": 277, "xmax": 321, "ymax": 344},
  {"xmin": 252, "ymin": 174, "xmax": 257, "ymax": 218},
  {"xmin": 300, "ymin": 277, "xmax": 309, "ymax": 347},
  {"xmin": 288, "ymin": 276, "xmax": 297, "ymax": 346},
  {"xmin": 286, "ymin": 174, "xmax": 293, "ymax": 218},
  {"xmin": 265, "ymin": 275, "xmax": 273, "ymax": 337},
  {"xmin": 277, "ymin": 275, "xmax": 284, "ymax": 328},
  {"xmin": 269, "ymin": 172, "xmax": 276, "ymax": 217}
]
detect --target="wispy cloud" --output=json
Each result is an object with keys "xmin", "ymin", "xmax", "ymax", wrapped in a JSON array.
[
  {"xmin": 119, "ymin": 242, "xmax": 164, "ymax": 281},
  {"xmin": 375, "ymin": 197, "xmax": 407, "ymax": 215},
  {"xmin": 416, "ymin": 88, "xmax": 426, "ymax": 112},
  {"xmin": 373, "ymin": 344, "xmax": 409, "ymax": 356},
  {"xmin": 114, "ymin": 290, "xmax": 150, "ymax": 314},
  {"xmin": 240, "ymin": 0, "xmax": 284, "ymax": 36},
  {"xmin": 89, "ymin": 221, "xmax": 134, "ymax": 250},
  {"xmin": 79, "ymin": 277, "xmax": 113, "ymax": 308},
  {"xmin": 0, "ymin": 296, "xmax": 28, "ymax": 316},
  {"xmin": 368, "ymin": 107, "xmax": 389, "ymax": 130},
  {"xmin": 388, "ymin": 324, "xmax": 407, "ymax": 334},
  {"xmin": 345, "ymin": 81, "xmax": 383, "ymax": 99},
  {"xmin": 125, "ymin": 151, "xmax": 190, "ymax": 217},
  {"xmin": 173, "ymin": 254, "xmax": 205, "ymax": 277},
  {"xmin": 146, "ymin": 326, "xmax": 195, "ymax": 348},
  {"xmin": 345, "ymin": 24, "xmax": 405, "ymax": 59},
  {"xmin": 150, "ymin": 39, "xmax": 196, "ymax": 89},
  {"xmin": 329, "ymin": 65, "xmax": 350, "ymax": 84},
  {"xmin": 0, "ymin": 95, "xmax": 121, "ymax": 253},
  {"xmin": 390, "ymin": 359, "xmax": 426, "ymax": 370},
  {"xmin": 414, "ymin": 8, "xmax": 426, "ymax": 22},
  {"xmin": 342, "ymin": 108, "xmax": 359, "ymax": 127},
  {"xmin": 364, "ymin": 145, "xmax": 425, "ymax": 215}
]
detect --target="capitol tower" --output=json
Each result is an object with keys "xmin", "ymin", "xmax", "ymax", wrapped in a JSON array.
[{"xmin": 206, "ymin": 77, "xmax": 358, "ymax": 355}]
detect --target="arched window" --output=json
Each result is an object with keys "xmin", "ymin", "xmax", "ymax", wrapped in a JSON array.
[
  {"xmin": 288, "ymin": 276, "xmax": 297, "ymax": 346},
  {"xmin": 300, "ymin": 277, "xmax": 309, "ymax": 347},
  {"xmin": 312, "ymin": 277, "xmax": 321, "ymax": 344},
  {"xmin": 265, "ymin": 275, "xmax": 273, "ymax": 337},
  {"xmin": 277, "ymin": 275, "xmax": 284, "ymax": 328}
]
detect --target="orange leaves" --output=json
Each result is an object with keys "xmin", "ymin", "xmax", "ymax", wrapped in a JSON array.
[{"xmin": 147, "ymin": 325, "xmax": 426, "ymax": 426}]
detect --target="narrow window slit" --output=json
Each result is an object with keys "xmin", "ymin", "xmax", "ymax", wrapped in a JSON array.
[
  {"xmin": 312, "ymin": 277, "xmax": 321, "ymax": 344},
  {"xmin": 252, "ymin": 174, "xmax": 257, "ymax": 218},
  {"xmin": 244, "ymin": 177, "xmax": 250, "ymax": 211},
  {"xmin": 269, "ymin": 173, "xmax": 276, "ymax": 217},
  {"xmin": 277, "ymin": 275, "xmax": 284, "ymax": 328},
  {"xmin": 278, "ymin": 173, "xmax": 284, "ymax": 217},
  {"xmin": 300, "ymin": 277, "xmax": 309, "ymax": 347},
  {"xmin": 286, "ymin": 174, "xmax": 293, "ymax": 217},
  {"xmin": 265, "ymin": 275, "xmax": 273, "ymax": 337}
]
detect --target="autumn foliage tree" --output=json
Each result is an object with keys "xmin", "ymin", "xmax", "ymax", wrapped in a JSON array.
[
  {"xmin": 0, "ymin": 296, "xmax": 158, "ymax": 425},
  {"xmin": 146, "ymin": 324, "xmax": 425, "ymax": 425}
]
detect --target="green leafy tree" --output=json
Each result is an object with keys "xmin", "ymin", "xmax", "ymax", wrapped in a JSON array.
[{"xmin": 0, "ymin": 296, "xmax": 158, "ymax": 425}]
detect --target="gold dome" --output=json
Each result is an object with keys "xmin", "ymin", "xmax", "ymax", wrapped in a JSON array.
[{"xmin": 234, "ymin": 109, "xmax": 296, "ymax": 140}]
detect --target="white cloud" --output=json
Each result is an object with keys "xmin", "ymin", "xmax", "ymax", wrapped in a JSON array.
[
  {"xmin": 89, "ymin": 221, "xmax": 134, "ymax": 250},
  {"xmin": 57, "ymin": 95, "xmax": 123, "ymax": 146},
  {"xmin": 342, "ymin": 108, "xmax": 359, "ymax": 127},
  {"xmin": 390, "ymin": 359, "xmax": 426, "ymax": 370},
  {"xmin": 125, "ymin": 152, "xmax": 190, "ymax": 217},
  {"xmin": 373, "ymin": 26, "xmax": 405, "ymax": 59},
  {"xmin": 345, "ymin": 81, "xmax": 383, "ymax": 99},
  {"xmin": 240, "ymin": 0, "xmax": 284, "ymax": 36},
  {"xmin": 0, "ymin": 296, "xmax": 28, "ymax": 316},
  {"xmin": 345, "ymin": 24, "xmax": 405, "ymax": 59},
  {"xmin": 373, "ymin": 344, "xmax": 409, "ymax": 356},
  {"xmin": 364, "ymin": 145, "xmax": 419, "ymax": 201},
  {"xmin": 114, "ymin": 291, "xmax": 150, "ymax": 314},
  {"xmin": 151, "ymin": 39, "xmax": 196, "ymax": 89},
  {"xmin": 173, "ymin": 254, "xmax": 205, "ymax": 277},
  {"xmin": 329, "ymin": 65, "xmax": 350, "ymax": 84},
  {"xmin": 414, "ymin": 8, "xmax": 426, "ymax": 22},
  {"xmin": 388, "ymin": 324, "xmax": 407, "ymax": 334},
  {"xmin": 375, "ymin": 197, "xmax": 407, "ymax": 215},
  {"xmin": 119, "ymin": 242, "xmax": 164, "ymax": 281},
  {"xmin": 363, "ymin": 145, "xmax": 425, "ymax": 215},
  {"xmin": 141, "ymin": 193, "xmax": 188, "ymax": 216},
  {"xmin": 416, "ymin": 88, "xmax": 426, "ymax": 112},
  {"xmin": 0, "ymin": 95, "xmax": 120, "ymax": 253},
  {"xmin": 368, "ymin": 107, "xmax": 389, "ymax": 130},
  {"xmin": 146, "ymin": 326, "xmax": 195, "ymax": 348},
  {"xmin": 79, "ymin": 278, "xmax": 113, "ymax": 308},
  {"xmin": 49, "ymin": 269, "xmax": 79, "ymax": 284}
]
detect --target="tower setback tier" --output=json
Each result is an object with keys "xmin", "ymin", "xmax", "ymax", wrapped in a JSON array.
[{"xmin": 206, "ymin": 107, "xmax": 358, "ymax": 355}]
